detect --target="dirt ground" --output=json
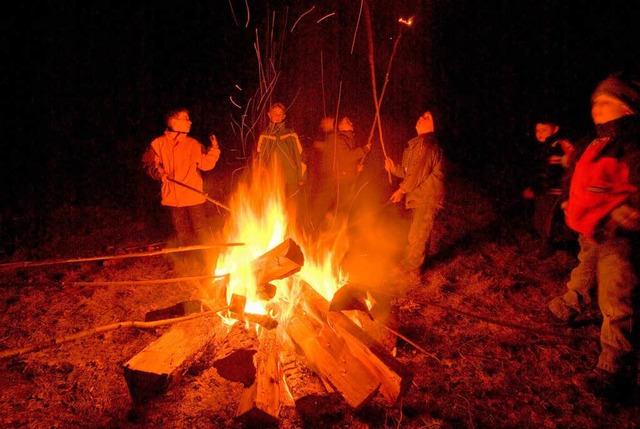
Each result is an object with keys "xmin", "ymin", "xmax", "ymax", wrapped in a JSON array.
[{"xmin": 0, "ymin": 171, "xmax": 638, "ymax": 429}]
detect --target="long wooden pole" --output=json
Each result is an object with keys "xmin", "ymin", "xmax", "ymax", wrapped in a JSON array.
[
  {"xmin": 363, "ymin": 26, "xmax": 404, "ymax": 168},
  {"xmin": 166, "ymin": 177, "xmax": 231, "ymax": 212},
  {"xmin": 362, "ymin": 0, "xmax": 391, "ymax": 184},
  {"xmin": 0, "ymin": 243, "xmax": 244, "ymax": 271},
  {"xmin": 0, "ymin": 306, "xmax": 230, "ymax": 360},
  {"xmin": 72, "ymin": 274, "xmax": 229, "ymax": 287}
]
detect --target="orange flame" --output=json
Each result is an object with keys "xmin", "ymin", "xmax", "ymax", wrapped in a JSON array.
[{"xmin": 214, "ymin": 163, "xmax": 349, "ymax": 325}]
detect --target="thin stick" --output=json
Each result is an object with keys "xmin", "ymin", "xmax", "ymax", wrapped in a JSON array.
[
  {"xmin": 0, "ymin": 243, "xmax": 244, "ymax": 271},
  {"xmin": 73, "ymin": 274, "xmax": 229, "ymax": 287},
  {"xmin": 0, "ymin": 307, "xmax": 228, "ymax": 360},
  {"xmin": 363, "ymin": 26, "xmax": 405, "ymax": 167},
  {"xmin": 362, "ymin": 0, "xmax": 391, "ymax": 183},
  {"xmin": 166, "ymin": 177, "xmax": 231, "ymax": 212},
  {"xmin": 378, "ymin": 323, "xmax": 440, "ymax": 362}
]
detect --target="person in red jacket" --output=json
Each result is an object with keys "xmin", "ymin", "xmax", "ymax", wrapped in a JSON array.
[
  {"xmin": 142, "ymin": 108, "xmax": 221, "ymax": 274},
  {"xmin": 547, "ymin": 72, "xmax": 640, "ymax": 401}
]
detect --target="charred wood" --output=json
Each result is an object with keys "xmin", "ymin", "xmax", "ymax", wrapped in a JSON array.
[
  {"xmin": 212, "ymin": 322, "xmax": 259, "ymax": 386},
  {"xmin": 280, "ymin": 348, "xmax": 343, "ymax": 419}
]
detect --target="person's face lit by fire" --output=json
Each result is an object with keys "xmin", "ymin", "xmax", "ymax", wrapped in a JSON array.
[
  {"xmin": 167, "ymin": 110, "xmax": 192, "ymax": 134},
  {"xmin": 268, "ymin": 105, "xmax": 286, "ymax": 124},
  {"xmin": 534, "ymin": 123, "xmax": 559, "ymax": 143},
  {"xmin": 415, "ymin": 111, "xmax": 433, "ymax": 135},
  {"xmin": 591, "ymin": 94, "xmax": 634, "ymax": 125}
]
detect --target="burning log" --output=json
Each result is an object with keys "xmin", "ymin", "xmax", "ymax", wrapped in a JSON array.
[
  {"xmin": 300, "ymin": 281, "xmax": 413, "ymax": 405},
  {"xmin": 280, "ymin": 349, "xmax": 343, "ymax": 419},
  {"xmin": 251, "ymin": 238, "xmax": 304, "ymax": 285},
  {"xmin": 235, "ymin": 329, "xmax": 281, "ymax": 426},
  {"xmin": 327, "ymin": 313, "xmax": 412, "ymax": 405},
  {"xmin": 283, "ymin": 303, "xmax": 381, "ymax": 409},
  {"xmin": 123, "ymin": 315, "xmax": 224, "ymax": 403},
  {"xmin": 212, "ymin": 322, "xmax": 259, "ymax": 386}
]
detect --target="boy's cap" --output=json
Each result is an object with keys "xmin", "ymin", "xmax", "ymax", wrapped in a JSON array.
[{"xmin": 592, "ymin": 72, "xmax": 640, "ymax": 113}]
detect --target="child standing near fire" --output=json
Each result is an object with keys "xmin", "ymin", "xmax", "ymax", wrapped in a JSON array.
[
  {"xmin": 142, "ymin": 108, "xmax": 221, "ymax": 274},
  {"xmin": 521, "ymin": 116, "xmax": 575, "ymax": 258},
  {"xmin": 255, "ymin": 103, "xmax": 308, "ymax": 234}
]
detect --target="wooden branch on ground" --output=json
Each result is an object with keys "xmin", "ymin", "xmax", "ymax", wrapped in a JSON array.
[
  {"xmin": 73, "ymin": 274, "xmax": 228, "ymax": 287},
  {"xmin": 0, "ymin": 243, "xmax": 244, "ymax": 271},
  {"xmin": 0, "ymin": 307, "xmax": 229, "ymax": 360}
]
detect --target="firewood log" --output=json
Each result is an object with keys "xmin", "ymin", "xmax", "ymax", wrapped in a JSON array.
[
  {"xmin": 280, "ymin": 348, "xmax": 343, "ymax": 419},
  {"xmin": 300, "ymin": 281, "xmax": 413, "ymax": 405},
  {"xmin": 235, "ymin": 329, "xmax": 280, "ymax": 426},
  {"xmin": 211, "ymin": 322, "xmax": 259, "ymax": 386},
  {"xmin": 283, "ymin": 304, "xmax": 381, "ymax": 409},
  {"xmin": 123, "ymin": 315, "xmax": 223, "ymax": 403},
  {"xmin": 251, "ymin": 238, "xmax": 304, "ymax": 285}
]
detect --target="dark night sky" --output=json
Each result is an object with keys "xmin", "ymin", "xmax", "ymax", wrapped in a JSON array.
[{"xmin": 2, "ymin": 0, "xmax": 639, "ymax": 218}]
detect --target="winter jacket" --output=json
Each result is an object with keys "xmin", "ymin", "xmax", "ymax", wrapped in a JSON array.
[
  {"xmin": 565, "ymin": 115, "xmax": 640, "ymax": 238},
  {"xmin": 390, "ymin": 132, "xmax": 445, "ymax": 209},
  {"xmin": 322, "ymin": 130, "xmax": 368, "ymax": 184},
  {"xmin": 257, "ymin": 122, "xmax": 306, "ymax": 185},
  {"xmin": 142, "ymin": 132, "xmax": 220, "ymax": 207}
]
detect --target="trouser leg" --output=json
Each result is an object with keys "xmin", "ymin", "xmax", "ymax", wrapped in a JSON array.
[
  {"xmin": 596, "ymin": 235, "xmax": 638, "ymax": 377},
  {"xmin": 170, "ymin": 206, "xmax": 191, "ymax": 247},
  {"xmin": 186, "ymin": 204, "xmax": 217, "ymax": 274},
  {"xmin": 562, "ymin": 234, "xmax": 598, "ymax": 309},
  {"xmin": 403, "ymin": 204, "xmax": 437, "ymax": 271}
]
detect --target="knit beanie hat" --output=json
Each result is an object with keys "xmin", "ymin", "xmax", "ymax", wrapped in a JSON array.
[{"xmin": 591, "ymin": 72, "xmax": 640, "ymax": 113}]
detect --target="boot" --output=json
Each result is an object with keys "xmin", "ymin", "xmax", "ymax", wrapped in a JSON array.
[{"xmin": 547, "ymin": 296, "xmax": 579, "ymax": 323}]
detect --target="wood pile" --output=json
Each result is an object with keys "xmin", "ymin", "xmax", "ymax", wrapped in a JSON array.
[{"xmin": 122, "ymin": 239, "xmax": 413, "ymax": 425}]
